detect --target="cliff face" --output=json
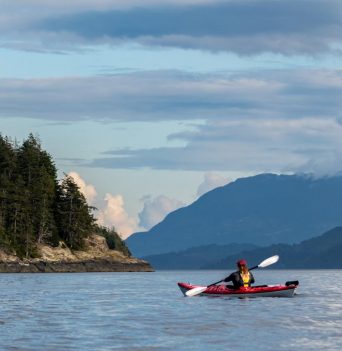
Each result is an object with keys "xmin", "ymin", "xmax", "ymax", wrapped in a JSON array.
[{"xmin": 0, "ymin": 235, "xmax": 153, "ymax": 273}]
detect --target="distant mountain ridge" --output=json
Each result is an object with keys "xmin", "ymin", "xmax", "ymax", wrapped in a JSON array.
[
  {"xmin": 204, "ymin": 226, "xmax": 342, "ymax": 269},
  {"xmin": 126, "ymin": 174, "xmax": 342, "ymax": 257},
  {"xmin": 142, "ymin": 243, "xmax": 259, "ymax": 270}
]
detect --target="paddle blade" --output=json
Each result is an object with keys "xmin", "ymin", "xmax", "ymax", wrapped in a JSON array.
[
  {"xmin": 258, "ymin": 255, "xmax": 279, "ymax": 268},
  {"xmin": 185, "ymin": 286, "xmax": 207, "ymax": 297}
]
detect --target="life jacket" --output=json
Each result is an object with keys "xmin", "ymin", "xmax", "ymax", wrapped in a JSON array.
[{"xmin": 241, "ymin": 272, "xmax": 250, "ymax": 287}]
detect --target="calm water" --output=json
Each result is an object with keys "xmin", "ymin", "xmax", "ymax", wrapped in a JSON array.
[{"xmin": 0, "ymin": 270, "xmax": 341, "ymax": 350}]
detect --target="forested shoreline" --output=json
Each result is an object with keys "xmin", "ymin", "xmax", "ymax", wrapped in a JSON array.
[{"xmin": 0, "ymin": 134, "xmax": 130, "ymax": 259}]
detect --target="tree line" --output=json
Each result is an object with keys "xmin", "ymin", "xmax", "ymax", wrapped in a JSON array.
[{"xmin": 0, "ymin": 134, "xmax": 130, "ymax": 258}]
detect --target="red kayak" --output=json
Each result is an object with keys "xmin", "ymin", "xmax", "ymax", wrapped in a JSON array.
[{"xmin": 178, "ymin": 281, "xmax": 299, "ymax": 298}]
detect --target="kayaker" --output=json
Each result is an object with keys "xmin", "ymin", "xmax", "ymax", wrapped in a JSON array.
[{"xmin": 223, "ymin": 259, "xmax": 255, "ymax": 289}]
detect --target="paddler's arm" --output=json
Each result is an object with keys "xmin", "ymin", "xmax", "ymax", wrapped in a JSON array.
[{"xmin": 223, "ymin": 272, "xmax": 235, "ymax": 283}]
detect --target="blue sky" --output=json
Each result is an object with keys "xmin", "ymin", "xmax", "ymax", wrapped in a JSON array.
[{"xmin": 1, "ymin": 0, "xmax": 342, "ymax": 238}]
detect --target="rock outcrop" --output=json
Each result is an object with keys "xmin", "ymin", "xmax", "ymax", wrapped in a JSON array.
[{"xmin": 0, "ymin": 235, "xmax": 153, "ymax": 273}]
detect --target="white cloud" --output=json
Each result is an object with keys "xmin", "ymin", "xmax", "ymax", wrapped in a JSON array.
[
  {"xmin": 92, "ymin": 117, "xmax": 342, "ymax": 176},
  {"xmin": 97, "ymin": 193, "xmax": 138, "ymax": 239},
  {"xmin": 138, "ymin": 195, "xmax": 184, "ymax": 230},
  {"xmin": 66, "ymin": 171, "xmax": 137, "ymax": 238},
  {"xmin": 197, "ymin": 172, "xmax": 230, "ymax": 197},
  {"xmin": 136, "ymin": 174, "xmax": 231, "ymax": 232},
  {"xmin": 68, "ymin": 171, "xmax": 97, "ymax": 204},
  {"xmin": 295, "ymin": 151, "xmax": 342, "ymax": 177}
]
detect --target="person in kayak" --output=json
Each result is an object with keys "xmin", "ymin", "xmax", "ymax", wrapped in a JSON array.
[{"xmin": 223, "ymin": 259, "xmax": 255, "ymax": 289}]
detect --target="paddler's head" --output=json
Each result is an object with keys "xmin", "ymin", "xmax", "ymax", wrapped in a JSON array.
[{"xmin": 237, "ymin": 259, "xmax": 248, "ymax": 273}]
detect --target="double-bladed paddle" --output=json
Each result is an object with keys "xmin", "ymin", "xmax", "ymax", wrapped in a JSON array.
[{"xmin": 185, "ymin": 255, "xmax": 279, "ymax": 297}]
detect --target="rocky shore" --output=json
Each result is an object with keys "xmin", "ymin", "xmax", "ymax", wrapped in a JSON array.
[{"xmin": 0, "ymin": 235, "xmax": 154, "ymax": 273}]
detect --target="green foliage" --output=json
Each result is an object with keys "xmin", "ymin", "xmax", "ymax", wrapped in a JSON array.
[
  {"xmin": 0, "ymin": 135, "xmax": 16, "ymax": 247},
  {"xmin": 0, "ymin": 134, "xmax": 58, "ymax": 257},
  {"xmin": 17, "ymin": 134, "xmax": 58, "ymax": 250},
  {"xmin": 94, "ymin": 225, "xmax": 131, "ymax": 257},
  {"xmin": 0, "ymin": 134, "xmax": 94, "ymax": 257},
  {"xmin": 0, "ymin": 133, "xmax": 130, "ymax": 258},
  {"xmin": 55, "ymin": 175, "xmax": 96, "ymax": 250}
]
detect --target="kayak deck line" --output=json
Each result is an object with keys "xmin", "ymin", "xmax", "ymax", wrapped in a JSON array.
[{"xmin": 178, "ymin": 281, "xmax": 299, "ymax": 298}]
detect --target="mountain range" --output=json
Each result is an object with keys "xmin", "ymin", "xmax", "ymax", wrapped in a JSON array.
[
  {"xmin": 127, "ymin": 173, "xmax": 342, "ymax": 257},
  {"xmin": 204, "ymin": 226, "xmax": 342, "ymax": 269},
  {"xmin": 142, "ymin": 243, "xmax": 259, "ymax": 270}
]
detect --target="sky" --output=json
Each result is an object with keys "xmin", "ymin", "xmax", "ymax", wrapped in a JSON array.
[{"xmin": 1, "ymin": 0, "xmax": 342, "ymax": 238}]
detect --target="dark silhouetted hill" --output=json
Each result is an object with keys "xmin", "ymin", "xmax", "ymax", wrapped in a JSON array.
[
  {"xmin": 142, "ymin": 243, "xmax": 258, "ymax": 270},
  {"xmin": 204, "ymin": 227, "xmax": 342, "ymax": 269}
]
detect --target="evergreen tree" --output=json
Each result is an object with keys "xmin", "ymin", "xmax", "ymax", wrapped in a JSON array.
[
  {"xmin": 56, "ymin": 175, "xmax": 95, "ymax": 249},
  {"xmin": 17, "ymin": 134, "xmax": 58, "ymax": 245},
  {"xmin": 94, "ymin": 225, "xmax": 131, "ymax": 257},
  {"xmin": 0, "ymin": 135, "xmax": 16, "ymax": 247},
  {"xmin": 0, "ymin": 134, "xmax": 131, "ymax": 258},
  {"xmin": 7, "ymin": 179, "xmax": 35, "ymax": 258}
]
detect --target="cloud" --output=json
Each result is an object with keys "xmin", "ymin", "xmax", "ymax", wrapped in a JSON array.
[
  {"xmin": 0, "ymin": 72, "xmax": 235, "ymax": 121},
  {"xmin": 196, "ymin": 172, "xmax": 231, "ymax": 197},
  {"xmin": 67, "ymin": 172, "xmax": 187, "ymax": 236},
  {"xmin": 68, "ymin": 171, "xmax": 97, "ymax": 204},
  {"xmin": 2, "ymin": 69, "xmax": 342, "ymax": 177},
  {"xmin": 2, "ymin": 0, "xmax": 342, "ymax": 55},
  {"xmin": 296, "ymin": 151, "xmax": 342, "ymax": 177},
  {"xmin": 0, "ymin": 0, "xmax": 219, "ymax": 14},
  {"xmin": 66, "ymin": 171, "xmax": 137, "ymax": 238},
  {"xmin": 1, "ymin": 70, "xmax": 341, "ymax": 122},
  {"xmin": 90, "ymin": 118, "xmax": 342, "ymax": 175},
  {"xmin": 138, "ymin": 195, "xmax": 185, "ymax": 230},
  {"xmin": 97, "ymin": 193, "xmax": 138, "ymax": 239},
  {"xmin": 136, "ymin": 175, "xmax": 232, "ymax": 231}
]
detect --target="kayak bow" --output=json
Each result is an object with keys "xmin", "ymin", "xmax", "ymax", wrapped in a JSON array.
[{"xmin": 178, "ymin": 281, "xmax": 299, "ymax": 298}]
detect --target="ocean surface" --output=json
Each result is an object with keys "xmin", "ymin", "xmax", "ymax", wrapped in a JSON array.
[{"xmin": 0, "ymin": 270, "xmax": 341, "ymax": 351}]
